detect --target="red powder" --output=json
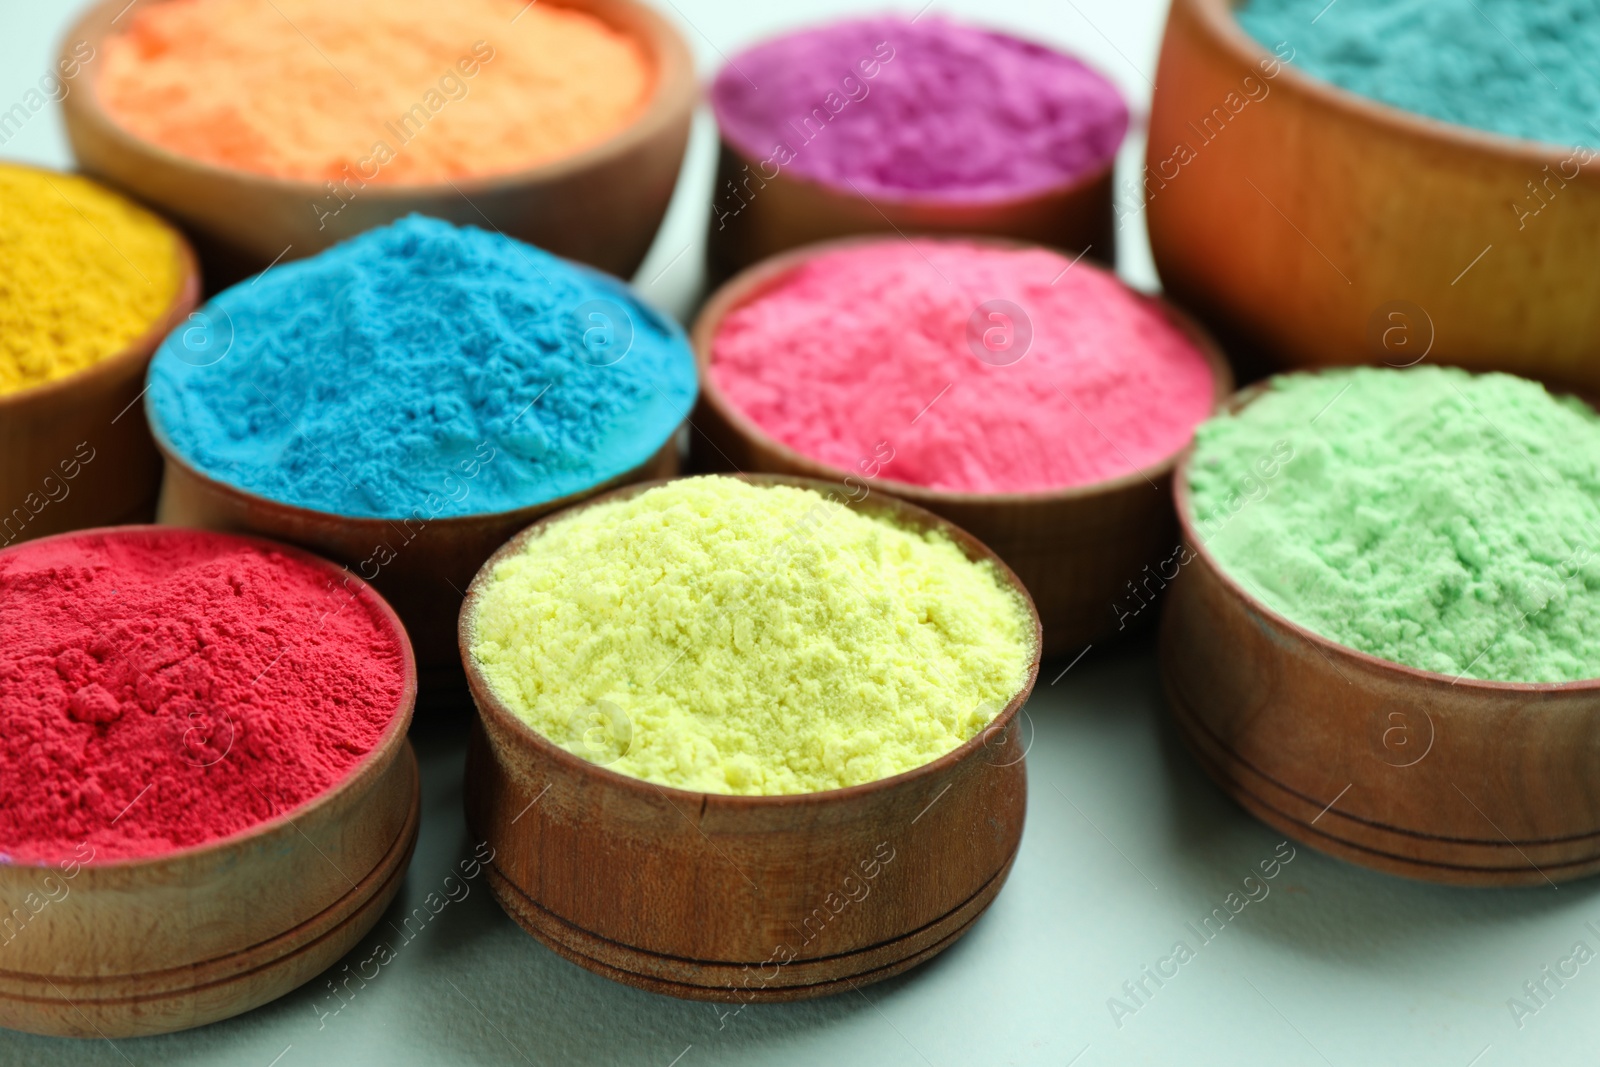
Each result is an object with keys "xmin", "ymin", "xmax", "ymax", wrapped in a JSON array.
[
  {"xmin": 709, "ymin": 241, "xmax": 1217, "ymax": 494},
  {"xmin": 0, "ymin": 528, "xmax": 409, "ymax": 865}
]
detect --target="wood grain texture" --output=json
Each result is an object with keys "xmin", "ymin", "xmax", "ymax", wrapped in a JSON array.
[
  {"xmin": 1159, "ymin": 446, "xmax": 1600, "ymax": 887},
  {"xmin": 687, "ymin": 237, "xmax": 1236, "ymax": 659},
  {"xmin": 58, "ymin": 0, "xmax": 697, "ymax": 287},
  {"xmin": 0, "ymin": 542, "xmax": 420, "ymax": 1037},
  {"xmin": 1146, "ymin": 0, "xmax": 1600, "ymax": 392},
  {"xmin": 459, "ymin": 474, "xmax": 1041, "ymax": 1000},
  {"xmin": 0, "ymin": 177, "xmax": 198, "ymax": 546},
  {"xmin": 705, "ymin": 139, "xmax": 1115, "ymax": 287},
  {"xmin": 153, "ymin": 437, "xmax": 680, "ymax": 669}
]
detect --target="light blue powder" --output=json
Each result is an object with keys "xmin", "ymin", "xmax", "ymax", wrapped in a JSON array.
[
  {"xmin": 148, "ymin": 216, "xmax": 697, "ymax": 519},
  {"xmin": 1239, "ymin": 0, "xmax": 1600, "ymax": 148}
]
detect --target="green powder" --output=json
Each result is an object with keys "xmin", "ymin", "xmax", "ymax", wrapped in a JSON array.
[
  {"xmin": 1188, "ymin": 367, "xmax": 1600, "ymax": 683},
  {"xmin": 468, "ymin": 477, "xmax": 1036, "ymax": 795}
]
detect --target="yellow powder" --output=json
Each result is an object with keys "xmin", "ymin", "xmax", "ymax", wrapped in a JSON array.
[
  {"xmin": 0, "ymin": 165, "xmax": 181, "ymax": 396},
  {"xmin": 97, "ymin": 0, "xmax": 654, "ymax": 184},
  {"xmin": 469, "ymin": 477, "xmax": 1036, "ymax": 795}
]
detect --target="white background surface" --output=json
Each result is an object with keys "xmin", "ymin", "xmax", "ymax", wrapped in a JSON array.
[{"xmin": 4, "ymin": 1, "xmax": 1598, "ymax": 1064}]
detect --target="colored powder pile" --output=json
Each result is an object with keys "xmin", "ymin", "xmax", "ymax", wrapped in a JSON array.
[
  {"xmin": 1240, "ymin": 0, "xmax": 1600, "ymax": 147},
  {"xmin": 0, "ymin": 165, "xmax": 181, "ymax": 396},
  {"xmin": 99, "ymin": 0, "xmax": 652, "ymax": 183},
  {"xmin": 710, "ymin": 240, "xmax": 1216, "ymax": 494},
  {"xmin": 469, "ymin": 477, "xmax": 1036, "ymax": 795},
  {"xmin": 148, "ymin": 216, "xmax": 697, "ymax": 519},
  {"xmin": 710, "ymin": 15, "xmax": 1128, "ymax": 201},
  {"xmin": 1189, "ymin": 367, "xmax": 1600, "ymax": 683},
  {"xmin": 0, "ymin": 528, "xmax": 407, "ymax": 864}
]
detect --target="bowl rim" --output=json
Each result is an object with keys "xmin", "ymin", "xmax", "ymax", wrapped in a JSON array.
[
  {"xmin": 1172, "ymin": 367, "xmax": 1600, "ymax": 694},
  {"xmin": 691, "ymin": 233, "xmax": 1237, "ymax": 506},
  {"xmin": 0, "ymin": 161, "xmax": 200, "ymax": 411},
  {"xmin": 60, "ymin": 0, "xmax": 700, "ymax": 197},
  {"xmin": 1192, "ymin": 0, "xmax": 1599, "ymax": 166},
  {"xmin": 0, "ymin": 524, "xmax": 419, "ymax": 872},
  {"xmin": 707, "ymin": 14, "xmax": 1130, "ymax": 209},
  {"xmin": 141, "ymin": 252, "xmax": 698, "ymax": 527},
  {"xmin": 458, "ymin": 472, "xmax": 1045, "ymax": 808}
]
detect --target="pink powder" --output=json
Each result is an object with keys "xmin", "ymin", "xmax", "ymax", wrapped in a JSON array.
[{"xmin": 709, "ymin": 241, "xmax": 1217, "ymax": 494}]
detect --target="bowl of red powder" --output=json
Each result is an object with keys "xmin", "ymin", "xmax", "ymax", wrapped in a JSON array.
[
  {"xmin": 0, "ymin": 526, "xmax": 418, "ymax": 1038},
  {"xmin": 706, "ymin": 15, "xmax": 1129, "ymax": 280},
  {"xmin": 693, "ymin": 237, "xmax": 1233, "ymax": 658},
  {"xmin": 60, "ymin": 0, "xmax": 696, "ymax": 284}
]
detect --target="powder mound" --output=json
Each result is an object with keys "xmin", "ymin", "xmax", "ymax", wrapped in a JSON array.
[
  {"xmin": 468, "ymin": 477, "xmax": 1036, "ymax": 795},
  {"xmin": 0, "ymin": 165, "xmax": 180, "ymax": 395},
  {"xmin": 709, "ymin": 240, "xmax": 1216, "ymax": 494},
  {"xmin": 711, "ymin": 15, "xmax": 1128, "ymax": 200},
  {"xmin": 1188, "ymin": 366, "xmax": 1600, "ymax": 683},
  {"xmin": 148, "ymin": 215, "xmax": 697, "ymax": 519},
  {"xmin": 1240, "ymin": 0, "xmax": 1600, "ymax": 147},
  {"xmin": 98, "ymin": 0, "xmax": 653, "ymax": 183},
  {"xmin": 0, "ymin": 528, "xmax": 408, "ymax": 864}
]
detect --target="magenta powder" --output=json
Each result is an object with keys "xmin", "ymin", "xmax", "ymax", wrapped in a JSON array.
[
  {"xmin": 710, "ymin": 16, "xmax": 1128, "ymax": 201},
  {"xmin": 709, "ymin": 241, "xmax": 1217, "ymax": 495}
]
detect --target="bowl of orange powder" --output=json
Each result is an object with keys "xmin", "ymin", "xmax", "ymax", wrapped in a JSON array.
[{"xmin": 58, "ymin": 0, "xmax": 695, "ymax": 284}]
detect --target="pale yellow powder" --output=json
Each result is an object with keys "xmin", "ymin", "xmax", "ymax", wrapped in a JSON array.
[{"xmin": 468, "ymin": 477, "xmax": 1036, "ymax": 795}]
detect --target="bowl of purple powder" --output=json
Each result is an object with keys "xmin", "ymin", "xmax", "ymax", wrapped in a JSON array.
[{"xmin": 706, "ymin": 15, "xmax": 1130, "ymax": 280}]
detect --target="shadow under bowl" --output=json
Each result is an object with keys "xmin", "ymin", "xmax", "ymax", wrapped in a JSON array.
[{"xmin": 459, "ymin": 473, "xmax": 1041, "ymax": 1000}]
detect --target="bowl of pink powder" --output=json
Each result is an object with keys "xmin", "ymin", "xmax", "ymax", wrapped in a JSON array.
[
  {"xmin": 693, "ymin": 237, "xmax": 1232, "ymax": 659},
  {"xmin": 0, "ymin": 526, "xmax": 419, "ymax": 1038},
  {"xmin": 706, "ymin": 15, "xmax": 1129, "ymax": 280},
  {"xmin": 62, "ymin": 0, "xmax": 697, "ymax": 284}
]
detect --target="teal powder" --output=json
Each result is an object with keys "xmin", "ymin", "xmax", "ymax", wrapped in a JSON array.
[
  {"xmin": 1188, "ymin": 367, "xmax": 1600, "ymax": 683},
  {"xmin": 148, "ymin": 216, "xmax": 697, "ymax": 519},
  {"xmin": 1239, "ymin": 0, "xmax": 1600, "ymax": 147}
]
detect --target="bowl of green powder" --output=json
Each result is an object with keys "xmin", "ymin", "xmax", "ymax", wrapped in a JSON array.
[
  {"xmin": 459, "ymin": 474, "xmax": 1040, "ymax": 1000},
  {"xmin": 1162, "ymin": 364, "xmax": 1600, "ymax": 886},
  {"xmin": 1145, "ymin": 0, "xmax": 1600, "ymax": 395},
  {"xmin": 145, "ymin": 216, "xmax": 698, "ymax": 670}
]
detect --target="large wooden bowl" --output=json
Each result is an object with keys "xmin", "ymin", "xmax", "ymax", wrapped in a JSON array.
[
  {"xmin": 689, "ymin": 238, "xmax": 1235, "ymax": 659},
  {"xmin": 59, "ymin": 0, "xmax": 696, "ymax": 287},
  {"xmin": 460, "ymin": 474, "xmax": 1040, "ymax": 1000},
  {"xmin": 0, "ymin": 528, "xmax": 419, "ymax": 1037},
  {"xmin": 150, "ymin": 423, "xmax": 680, "ymax": 672},
  {"xmin": 0, "ymin": 165, "xmax": 198, "ymax": 546},
  {"xmin": 706, "ymin": 139, "xmax": 1115, "ymax": 287},
  {"xmin": 1146, "ymin": 0, "xmax": 1600, "ymax": 392},
  {"xmin": 1160, "ymin": 388, "xmax": 1600, "ymax": 886}
]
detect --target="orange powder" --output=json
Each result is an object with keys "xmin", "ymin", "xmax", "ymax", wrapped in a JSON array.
[{"xmin": 97, "ymin": 0, "xmax": 653, "ymax": 184}]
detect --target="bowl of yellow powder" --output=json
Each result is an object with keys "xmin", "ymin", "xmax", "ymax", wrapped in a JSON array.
[
  {"xmin": 1161, "ymin": 365, "xmax": 1600, "ymax": 887},
  {"xmin": 60, "ymin": 0, "xmax": 696, "ymax": 283},
  {"xmin": 0, "ymin": 161, "xmax": 197, "ymax": 547},
  {"xmin": 459, "ymin": 474, "xmax": 1040, "ymax": 1000}
]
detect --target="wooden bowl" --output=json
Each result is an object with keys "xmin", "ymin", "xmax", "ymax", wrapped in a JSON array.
[
  {"xmin": 689, "ymin": 237, "xmax": 1235, "ymax": 659},
  {"xmin": 705, "ymin": 138, "xmax": 1115, "ymax": 287},
  {"xmin": 1146, "ymin": 0, "xmax": 1600, "ymax": 393},
  {"xmin": 0, "ymin": 528, "xmax": 419, "ymax": 1038},
  {"xmin": 460, "ymin": 474, "xmax": 1041, "ymax": 1000},
  {"xmin": 59, "ymin": 0, "xmax": 697, "ymax": 287},
  {"xmin": 0, "ymin": 166, "xmax": 198, "ymax": 547},
  {"xmin": 149, "ymin": 425, "xmax": 680, "ymax": 672},
  {"xmin": 1159, "ymin": 387, "xmax": 1600, "ymax": 886}
]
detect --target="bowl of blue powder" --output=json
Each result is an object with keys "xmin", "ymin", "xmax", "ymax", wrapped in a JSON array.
[
  {"xmin": 146, "ymin": 215, "xmax": 697, "ymax": 668},
  {"xmin": 1143, "ymin": 0, "xmax": 1600, "ymax": 397}
]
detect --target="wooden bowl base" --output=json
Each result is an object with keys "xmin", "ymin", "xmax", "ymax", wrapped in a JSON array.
[
  {"xmin": 0, "ymin": 745, "xmax": 421, "ymax": 1038},
  {"xmin": 484, "ymin": 848, "xmax": 1016, "ymax": 1001},
  {"xmin": 1164, "ymin": 676, "xmax": 1600, "ymax": 886}
]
